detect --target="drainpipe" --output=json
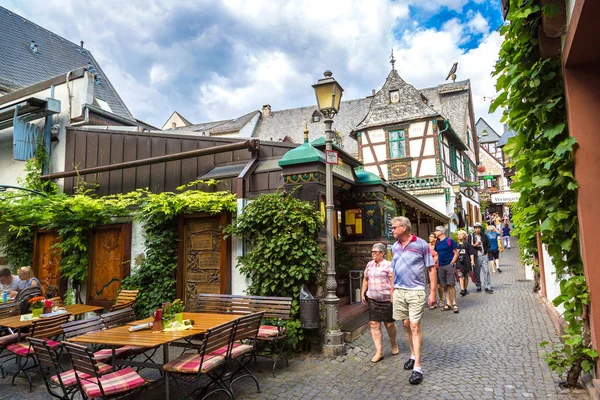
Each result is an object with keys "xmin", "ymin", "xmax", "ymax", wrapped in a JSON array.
[
  {"xmin": 42, "ymin": 85, "xmax": 55, "ymax": 174},
  {"xmin": 437, "ymin": 119, "xmax": 452, "ymax": 232}
]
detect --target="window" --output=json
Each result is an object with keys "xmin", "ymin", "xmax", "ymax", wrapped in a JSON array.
[
  {"xmin": 450, "ymin": 144, "xmax": 458, "ymax": 171},
  {"xmin": 390, "ymin": 90, "xmax": 400, "ymax": 104},
  {"xmin": 388, "ymin": 129, "xmax": 406, "ymax": 158},
  {"xmin": 464, "ymin": 159, "xmax": 470, "ymax": 180},
  {"xmin": 311, "ymin": 110, "xmax": 321, "ymax": 123}
]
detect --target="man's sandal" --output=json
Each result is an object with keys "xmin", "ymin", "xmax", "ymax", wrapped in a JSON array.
[
  {"xmin": 441, "ymin": 305, "xmax": 452, "ymax": 311},
  {"xmin": 453, "ymin": 304, "xmax": 459, "ymax": 313},
  {"xmin": 371, "ymin": 353, "xmax": 384, "ymax": 363},
  {"xmin": 429, "ymin": 304, "xmax": 437, "ymax": 310}
]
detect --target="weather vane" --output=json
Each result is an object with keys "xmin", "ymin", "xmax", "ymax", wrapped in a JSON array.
[
  {"xmin": 390, "ymin": 48, "xmax": 396, "ymax": 71},
  {"xmin": 445, "ymin": 62, "xmax": 458, "ymax": 82}
]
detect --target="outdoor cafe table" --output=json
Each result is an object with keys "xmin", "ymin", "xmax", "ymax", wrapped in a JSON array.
[
  {"xmin": 0, "ymin": 304, "xmax": 104, "ymax": 336},
  {"xmin": 68, "ymin": 312, "xmax": 240, "ymax": 400}
]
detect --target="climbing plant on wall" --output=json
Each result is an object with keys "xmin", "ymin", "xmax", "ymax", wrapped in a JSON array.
[
  {"xmin": 226, "ymin": 191, "xmax": 325, "ymax": 345},
  {"xmin": 0, "ymin": 156, "xmax": 237, "ymax": 317},
  {"xmin": 492, "ymin": 0, "xmax": 596, "ymax": 386}
]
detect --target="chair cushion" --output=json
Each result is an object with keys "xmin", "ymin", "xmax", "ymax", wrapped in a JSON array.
[
  {"xmin": 163, "ymin": 353, "xmax": 225, "ymax": 374},
  {"xmin": 257, "ymin": 325, "xmax": 285, "ymax": 338},
  {"xmin": 81, "ymin": 367, "xmax": 145, "ymax": 398},
  {"xmin": 209, "ymin": 342, "xmax": 253, "ymax": 359},
  {"xmin": 50, "ymin": 362, "xmax": 112, "ymax": 387},
  {"xmin": 93, "ymin": 346, "xmax": 132, "ymax": 362},
  {"xmin": 7, "ymin": 339, "xmax": 60, "ymax": 356}
]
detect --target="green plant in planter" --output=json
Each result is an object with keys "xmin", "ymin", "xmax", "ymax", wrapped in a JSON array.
[
  {"xmin": 162, "ymin": 299, "xmax": 185, "ymax": 325},
  {"xmin": 225, "ymin": 190, "xmax": 325, "ymax": 345}
]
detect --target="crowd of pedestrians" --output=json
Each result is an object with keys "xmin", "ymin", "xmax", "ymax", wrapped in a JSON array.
[{"xmin": 361, "ymin": 213, "xmax": 513, "ymax": 385}]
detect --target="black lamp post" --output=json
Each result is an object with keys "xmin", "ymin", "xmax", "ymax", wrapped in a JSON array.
[{"xmin": 312, "ymin": 70, "xmax": 345, "ymax": 357}]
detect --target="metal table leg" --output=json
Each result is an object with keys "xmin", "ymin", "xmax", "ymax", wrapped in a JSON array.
[{"xmin": 163, "ymin": 344, "xmax": 170, "ymax": 400}]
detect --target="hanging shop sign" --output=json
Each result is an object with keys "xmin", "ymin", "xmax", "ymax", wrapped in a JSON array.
[{"xmin": 491, "ymin": 192, "xmax": 521, "ymax": 204}]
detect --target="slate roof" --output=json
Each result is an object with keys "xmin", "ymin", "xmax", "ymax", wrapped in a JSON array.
[
  {"xmin": 419, "ymin": 80, "xmax": 471, "ymax": 143},
  {"xmin": 0, "ymin": 6, "xmax": 135, "ymax": 121},
  {"xmin": 174, "ymin": 110, "xmax": 260, "ymax": 135},
  {"xmin": 355, "ymin": 69, "xmax": 439, "ymax": 130},
  {"xmin": 253, "ymin": 98, "xmax": 369, "ymax": 157},
  {"xmin": 475, "ymin": 117, "xmax": 502, "ymax": 144},
  {"xmin": 497, "ymin": 125, "xmax": 517, "ymax": 147}
]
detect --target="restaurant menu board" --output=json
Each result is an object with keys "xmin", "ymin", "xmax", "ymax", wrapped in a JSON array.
[{"xmin": 344, "ymin": 208, "xmax": 363, "ymax": 236}]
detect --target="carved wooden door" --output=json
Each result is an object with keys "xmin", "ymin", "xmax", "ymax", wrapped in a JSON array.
[
  {"xmin": 178, "ymin": 213, "xmax": 228, "ymax": 310},
  {"xmin": 87, "ymin": 224, "xmax": 131, "ymax": 308},
  {"xmin": 33, "ymin": 231, "xmax": 63, "ymax": 296}
]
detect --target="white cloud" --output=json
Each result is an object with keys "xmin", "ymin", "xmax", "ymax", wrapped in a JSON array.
[
  {"xmin": 149, "ymin": 64, "xmax": 172, "ymax": 85},
  {"xmin": 467, "ymin": 11, "xmax": 490, "ymax": 34}
]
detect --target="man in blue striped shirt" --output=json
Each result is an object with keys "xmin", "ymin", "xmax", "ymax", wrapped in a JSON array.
[{"xmin": 391, "ymin": 216, "xmax": 436, "ymax": 385}]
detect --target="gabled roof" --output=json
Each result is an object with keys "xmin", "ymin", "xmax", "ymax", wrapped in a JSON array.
[
  {"xmin": 475, "ymin": 117, "xmax": 502, "ymax": 144},
  {"xmin": 0, "ymin": 6, "xmax": 134, "ymax": 122},
  {"xmin": 355, "ymin": 69, "xmax": 439, "ymax": 130},
  {"xmin": 253, "ymin": 98, "xmax": 369, "ymax": 156},
  {"xmin": 174, "ymin": 110, "xmax": 260, "ymax": 135},
  {"xmin": 497, "ymin": 125, "xmax": 517, "ymax": 147},
  {"xmin": 419, "ymin": 80, "xmax": 471, "ymax": 143}
]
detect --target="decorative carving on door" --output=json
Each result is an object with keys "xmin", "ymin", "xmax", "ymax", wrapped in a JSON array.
[
  {"xmin": 33, "ymin": 231, "xmax": 62, "ymax": 295},
  {"xmin": 181, "ymin": 215, "xmax": 228, "ymax": 310}
]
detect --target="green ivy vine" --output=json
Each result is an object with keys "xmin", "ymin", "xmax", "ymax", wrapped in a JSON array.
[
  {"xmin": 492, "ymin": 0, "xmax": 596, "ymax": 386},
  {"xmin": 226, "ymin": 191, "xmax": 325, "ymax": 345}
]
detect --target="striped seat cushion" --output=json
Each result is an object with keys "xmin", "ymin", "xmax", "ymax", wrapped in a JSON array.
[
  {"xmin": 209, "ymin": 342, "xmax": 253, "ymax": 359},
  {"xmin": 7, "ymin": 339, "xmax": 60, "ymax": 356},
  {"xmin": 0, "ymin": 333, "xmax": 21, "ymax": 346},
  {"xmin": 50, "ymin": 362, "xmax": 112, "ymax": 387},
  {"xmin": 81, "ymin": 367, "xmax": 145, "ymax": 398},
  {"xmin": 93, "ymin": 346, "xmax": 132, "ymax": 362},
  {"xmin": 257, "ymin": 325, "xmax": 285, "ymax": 338},
  {"xmin": 163, "ymin": 353, "xmax": 225, "ymax": 374}
]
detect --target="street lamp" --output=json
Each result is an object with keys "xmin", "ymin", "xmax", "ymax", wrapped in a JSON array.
[{"xmin": 312, "ymin": 70, "xmax": 345, "ymax": 357}]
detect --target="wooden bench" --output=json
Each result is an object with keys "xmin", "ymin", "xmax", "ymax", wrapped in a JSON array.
[{"xmin": 195, "ymin": 294, "xmax": 292, "ymax": 376}]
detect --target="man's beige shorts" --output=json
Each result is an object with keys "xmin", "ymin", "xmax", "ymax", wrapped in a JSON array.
[{"xmin": 393, "ymin": 288, "xmax": 426, "ymax": 322}]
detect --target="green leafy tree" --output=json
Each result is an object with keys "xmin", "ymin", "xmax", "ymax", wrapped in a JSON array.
[{"xmin": 226, "ymin": 191, "xmax": 325, "ymax": 344}]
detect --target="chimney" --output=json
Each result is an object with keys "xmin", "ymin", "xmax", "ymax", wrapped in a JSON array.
[
  {"xmin": 80, "ymin": 40, "xmax": 84, "ymax": 49},
  {"xmin": 262, "ymin": 104, "xmax": 271, "ymax": 117},
  {"xmin": 371, "ymin": 89, "xmax": 376, "ymax": 96}
]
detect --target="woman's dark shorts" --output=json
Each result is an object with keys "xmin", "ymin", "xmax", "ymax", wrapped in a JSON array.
[
  {"xmin": 367, "ymin": 297, "xmax": 394, "ymax": 323},
  {"xmin": 488, "ymin": 250, "xmax": 500, "ymax": 261}
]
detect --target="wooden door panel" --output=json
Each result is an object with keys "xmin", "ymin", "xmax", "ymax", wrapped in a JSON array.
[
  {"xmin": 179, "ymin": 213, "xmax": 228, "ymax": 310},
  {"xmin": 88, "ymin": 224, "xmax": 131, "ymax": 307},
  {"xmin": 33, "ymin": 231, "xmax": 62, "ymax": 295}
]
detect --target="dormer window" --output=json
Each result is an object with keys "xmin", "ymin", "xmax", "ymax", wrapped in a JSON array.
[
  {"xmin": 390, "ymin": 90, "xmax": 400, "ymax": 104},
  {"xmin": 311, "ymin": 110, "xmax": 321, "ymax": 123}
]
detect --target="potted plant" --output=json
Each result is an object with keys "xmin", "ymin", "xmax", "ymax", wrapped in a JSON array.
[
  {"xmin": 162, "ymin": 299, "xmax": 185, "ymax": 327},
  {"xmin": 28, "ymin": 296, "xmax": 46, "ymax": 318}
]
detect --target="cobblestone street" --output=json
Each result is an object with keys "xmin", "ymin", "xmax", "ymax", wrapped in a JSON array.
[{"xmin": 0, "ymin": 239, "xmax": 590, "ymax": 400}]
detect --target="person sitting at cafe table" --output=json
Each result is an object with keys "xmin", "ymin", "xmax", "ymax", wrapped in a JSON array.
[
  {"xmin": 0, "ymin": 267, "xmax": 25, "ymax": 296},
  {"xmin": 17, "ymin": 266, "xmax": 41, "ymax": 292}
]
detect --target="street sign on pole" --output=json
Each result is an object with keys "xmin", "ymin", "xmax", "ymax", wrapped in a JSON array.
[{"xmin": 325, "ymin": 150, "xmax": 338, "ymax": 165}]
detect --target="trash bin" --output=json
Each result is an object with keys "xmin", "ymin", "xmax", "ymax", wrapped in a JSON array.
[{"xmin": 299, "ymin": 284, "xmax": 320, "ymax": 330}]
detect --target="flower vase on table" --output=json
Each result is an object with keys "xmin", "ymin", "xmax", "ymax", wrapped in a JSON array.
[
  {"xmin": 28, "ymin": 296, "xmax": 47, "ymax": 318},
  {"xmin": 31, "ymin": 308, "xmax": 43, "ymax": 318},
  {"xmin": 162, "ymin": 299, "xmax": 185, "ymax": 329}
]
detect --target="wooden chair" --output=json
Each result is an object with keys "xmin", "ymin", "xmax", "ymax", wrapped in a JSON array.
[
  {"xmin": 109, "ymin": 290, "xmax": 139, "ymax": 312},
  {"xmin": 0, "ymin": 303, "xmax": 21, "ymax": 378},
  {"xmin": 221, "ymin": 311, "xmax": 264, "ymax": 394},
  {"xmin": 163, "ymin": 318, "xmax": 238, "ymax": 400},
  {"xmin": 62, "ymin": 341, "xmax": 149, "ymax": 399},
  {"xmin": 29, "ymin": 337, "xmax": 111, "ymax": 400},
  {"xmin": 61, "ymin": 316, "xmax": 132, "ymax": 363},
  {"xmin": 195, "ymin": 294, "xmax": 293, "ymax": 377},
  {"xmin": 7, "ymin": 313, "xmax": 70, "ymax": 391}
]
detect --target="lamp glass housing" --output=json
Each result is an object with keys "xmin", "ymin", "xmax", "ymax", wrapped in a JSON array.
[{"xmin": 312, "ymin": 73, "xmax": 344, "ymax": 116}]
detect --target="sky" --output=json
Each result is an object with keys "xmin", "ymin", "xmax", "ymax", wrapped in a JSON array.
[{"xmin": 1, "ymin": 0, "xmax": 505, "ymax": 134}]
